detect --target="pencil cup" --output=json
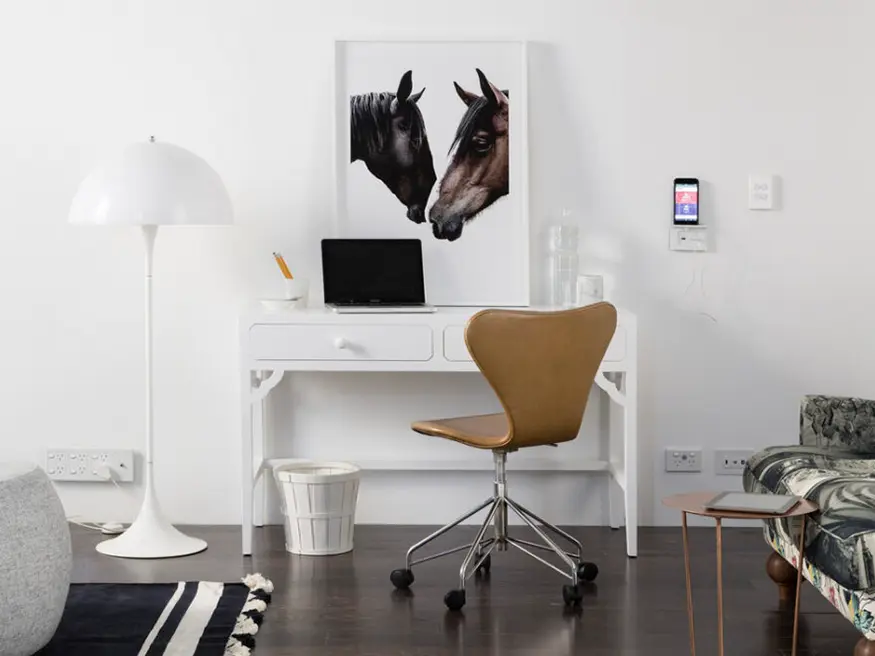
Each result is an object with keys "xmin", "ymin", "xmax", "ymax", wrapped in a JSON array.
[{"xmin": 283, "ymin": 278, "xmax": 308, "ymax": 308}]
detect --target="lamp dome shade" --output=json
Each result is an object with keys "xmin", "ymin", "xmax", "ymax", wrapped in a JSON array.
[{"xmin": 69, "ymin": 140, "xmax": 233, "ymax": 226}]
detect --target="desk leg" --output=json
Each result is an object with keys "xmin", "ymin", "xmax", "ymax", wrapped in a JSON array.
[
  {"xmin": 716, "ymin": 518, "xmax": 724, "ymax": 656},
  {"xmin": 252, "ymin": 388, "xmax": 266, "ymax": 528},
  {"xmin": 608, "ymin": 478, "xmax": 624, "ymax": 529},
  {"xmin": 241, "ymin": 370, "xmax": 254, "ymax": 556},
  {"xmin": 603, "ymin": 382, "xmax": 623, "ymax": 530},
  {"xmin": 791, "ymin": 514, "xmax": 807, "ymax": 656},
  {"xmin": 682, "ymin": 512, "xmax": 696, "ymax": 656},
  {"xmin": 623, "ymin": 370, "xmax": 638, "ymax": 557}
]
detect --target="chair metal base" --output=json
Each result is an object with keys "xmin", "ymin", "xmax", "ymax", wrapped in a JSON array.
[{"xmin": 393, "ymin": 451, "xmax": 596, "ymax": 607}]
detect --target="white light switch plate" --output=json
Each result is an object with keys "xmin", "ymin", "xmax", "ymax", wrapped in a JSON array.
[
  {"xmin": 749, "ymin": 174, "xmax": 776, "ymax": 210},
  {"xmin": 715, "ymin": 449, "xmax": 754, "ymax": 475}
]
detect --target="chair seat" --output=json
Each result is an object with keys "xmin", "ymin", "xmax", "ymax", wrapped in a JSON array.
[{"xmin": 411, "ymin": 413, "xmax": 510, "ymax": 449}]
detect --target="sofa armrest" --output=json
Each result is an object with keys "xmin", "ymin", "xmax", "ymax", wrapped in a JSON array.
[{"xmin": 800, "ymin": 395, "xmax": 875, "ymax": 453}]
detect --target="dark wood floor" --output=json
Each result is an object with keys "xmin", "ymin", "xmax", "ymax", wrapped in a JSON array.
[{"xmin": 71, "ymin": 524, "xmax": 862, "ymax": 655}]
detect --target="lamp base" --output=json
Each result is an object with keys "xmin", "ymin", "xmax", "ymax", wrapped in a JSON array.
[{"xmin": 96, "ymin": 493, "xmax": 207, "ymax": 559}]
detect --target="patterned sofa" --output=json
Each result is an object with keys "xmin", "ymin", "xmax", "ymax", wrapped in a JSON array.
[{"xmin": 744, "ymin": 396, "xmax": 875, "ymax": 656}]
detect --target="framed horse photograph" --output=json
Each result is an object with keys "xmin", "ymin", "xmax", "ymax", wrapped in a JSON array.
[{"xmin": 333, "ymin": 39, "xmax": 529, "ymax": 307}]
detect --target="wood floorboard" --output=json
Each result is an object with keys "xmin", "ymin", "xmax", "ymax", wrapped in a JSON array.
[{"xmin": 70, "ymin": 525, "xmax": 862, "ymax": 655}]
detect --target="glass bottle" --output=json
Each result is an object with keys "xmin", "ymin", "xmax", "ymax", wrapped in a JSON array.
[{"xmin": 548, "ymin": 223, "xmax": 579, "ymax": 309}]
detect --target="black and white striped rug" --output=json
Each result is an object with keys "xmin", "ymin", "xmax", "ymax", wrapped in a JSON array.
[{"xmin": 36, "ymin": 573, "xmax": 273, "ymax": 656}]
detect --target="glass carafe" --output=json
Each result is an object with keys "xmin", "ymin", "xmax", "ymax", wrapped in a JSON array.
[{"xmin": 548, "ymin": 224, "xmax": 579, "ymax": 308}]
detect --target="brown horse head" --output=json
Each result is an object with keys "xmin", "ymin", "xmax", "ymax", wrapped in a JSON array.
[
  {"xmin": 350, "ymin": 71, "xmax": 436, "ymax": 224},
  {"xmin": 428, "ymin": 69, "xmax": 509, "ymax": 241}
]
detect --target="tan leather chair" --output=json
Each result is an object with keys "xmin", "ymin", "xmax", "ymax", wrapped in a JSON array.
[{"xmin": 389, "ymin": 302, "xmax": 618, "ymax": 611}]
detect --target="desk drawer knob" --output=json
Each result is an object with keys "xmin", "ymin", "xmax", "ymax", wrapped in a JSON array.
[{"xmin": 334, "ymin": 337, "xmax": 349, "ymax": 350}]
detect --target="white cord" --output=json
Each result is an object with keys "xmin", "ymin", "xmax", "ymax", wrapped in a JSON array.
[
  {"xmin": 67, "ymin": 516, "xmax": 104, "ymax": 532},
  {"xmin": 94, "ymin": 462, "xmax": 119, "ymax": 487},
  {"xmin": 67, "ymin": 465, "xmax": 127, "ymax": 535}
]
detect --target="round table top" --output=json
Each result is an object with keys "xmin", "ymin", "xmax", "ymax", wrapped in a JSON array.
[{"xmin": 662, "ymin": 491, "xmax": 818, "ymax": 520}]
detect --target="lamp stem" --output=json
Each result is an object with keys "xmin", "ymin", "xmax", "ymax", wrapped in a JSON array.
[
  {"xmin": 142, "ymin": 225, "xmax": 157, "ymax": 492},
  {"xmin": 93, "ymin": 224, "xmax": 207, "ymax": 558}
]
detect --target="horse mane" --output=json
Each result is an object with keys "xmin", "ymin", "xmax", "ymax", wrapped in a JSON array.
[
  {"xmin": 350, "ymin": 92, "xmax": 426, "ymax": 158},
  {"xmin": 449, "ymin": 90, "xmax": 509, "ymax": 158}
]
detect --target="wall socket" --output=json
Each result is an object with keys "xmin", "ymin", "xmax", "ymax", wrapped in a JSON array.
[
  {"xmin": 715, "ymin": 449, "xmax": 754, "ymax": 475},
  {"xmin": 665, "ymin": 448, "xmax": 702, "ymax": 473},
  {"xmin": 46, "ymin": 449, "xmax": 134, "ymax": 482}
]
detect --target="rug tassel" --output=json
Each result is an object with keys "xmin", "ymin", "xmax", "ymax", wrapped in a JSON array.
[
  {"xmin": 242, "ymin": 598, "xmax": 267, "ymax": 614},
  {"xmin": 224, "ymin": 638, "xmax": 251, "ymax": 656},
  {"xmin": 224, "ymin": 573, "xmax": 274, "ymax": 656},
  {"xmin": 233, "ymin": 616, "xmax": 260, "ymax": 635},
  {"xmin": 242, "ymin": 573, "xmax": 274, "ymax": 595}
]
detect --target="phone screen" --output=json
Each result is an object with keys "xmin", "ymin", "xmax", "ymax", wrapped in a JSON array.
[{"xmin": 674, "ymin": 180, "xmax": 699, "ymax": 224}]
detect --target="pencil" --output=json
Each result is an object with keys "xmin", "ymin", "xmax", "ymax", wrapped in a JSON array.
[{"xmin": 273, "ymin": 252, "xmax": 293, "ymax": 279}]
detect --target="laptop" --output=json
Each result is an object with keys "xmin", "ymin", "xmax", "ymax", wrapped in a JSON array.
[{"xmin": 321, "ymin": 238, "xmax": 436, "ymax": 313}]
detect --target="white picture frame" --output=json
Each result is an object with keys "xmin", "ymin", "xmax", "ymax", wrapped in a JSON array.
[{"xmin": 332, "ymin": 39, "xmax": 530, "ymax": 307}]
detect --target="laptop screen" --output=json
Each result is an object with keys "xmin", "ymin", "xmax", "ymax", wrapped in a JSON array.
[{"xmin": 321, "ymin": 239, "xmax": 426, "ymax": 305}]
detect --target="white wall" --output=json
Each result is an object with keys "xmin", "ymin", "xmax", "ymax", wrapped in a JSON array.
[{"xmin": 1, "ymin": 0, "xmax": 872, "ymax": 528}]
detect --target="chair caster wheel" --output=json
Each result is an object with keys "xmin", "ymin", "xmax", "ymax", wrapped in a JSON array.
[
  {"xmin": 577, "ymin": 561, "xmax": 598, "ymax": 583},
  {"xmin": 390, "ymin": 568, "xmax": 414, "ymax": 590},
  {"xmin": 476, "ymin": 553, "xmax": 491, "ymax": 575},
  {"xmin": 563, "ymin": 584, "xmax": 583, "ymax": 607},
  {"xmin": 444, "ymin": 589, "xmax": 466, "ymax": 611}
]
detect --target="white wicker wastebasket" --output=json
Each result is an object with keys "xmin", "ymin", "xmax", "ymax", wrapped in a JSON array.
[{"xmin": 273, "ymin": 461, "xmax": 361, "ymax": 556}]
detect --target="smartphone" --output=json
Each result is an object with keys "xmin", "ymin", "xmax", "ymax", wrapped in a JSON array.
[{"xmin": 673, "ymin": 178, "xmax": 699, "ymax": 225}]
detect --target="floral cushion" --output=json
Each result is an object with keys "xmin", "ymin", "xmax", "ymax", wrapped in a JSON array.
[{"xmin": 744, "ymin": 445, "xmax": 875, "ymax": 591}]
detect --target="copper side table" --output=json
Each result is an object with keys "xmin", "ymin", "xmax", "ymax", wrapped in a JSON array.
[{"xmin": 662, "ymin": 492, "xmax": 818, "ymax": 656}]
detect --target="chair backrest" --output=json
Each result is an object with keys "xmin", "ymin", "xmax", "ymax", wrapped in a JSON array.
[{"xmin": 464, "ymin": 302, "xmax": 618, "ymax": 449}]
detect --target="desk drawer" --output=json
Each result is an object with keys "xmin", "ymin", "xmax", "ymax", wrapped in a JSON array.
[
  {"xmin": 443, "ymin": 326, "xmax": 471, "ymax": 362},
  {"xmin": 249, "ymin": 324, "xmax": 433, "ymax": 361},
  {"xmin": 443, "ymin": 324, "xmax": 627, "ymax": 362}
]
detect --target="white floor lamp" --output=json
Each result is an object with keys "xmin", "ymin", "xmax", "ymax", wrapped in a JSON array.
[{"xmin": 69, "ymin": 137, "xmax": 233, "ymax": 558}]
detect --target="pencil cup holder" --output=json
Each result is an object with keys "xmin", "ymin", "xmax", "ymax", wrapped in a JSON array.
[{"xmin": 284, "ymin": 278, "xmax": 309, "ymax": 308}]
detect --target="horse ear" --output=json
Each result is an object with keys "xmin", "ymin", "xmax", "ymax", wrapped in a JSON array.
[
  {"xmin": 391, "ymin": 70, "xmax": 413, "ymax": 114},
  {"xmin": 396, "ymin": 70, "xmax": 413, "ymax": 103},
  {"xmin": 454, "ymin": 81, "xmax": 479, "ymax": 107},
  {"xmin": 476, "ymin": 68, "xmax": 508, "ymax": 107},
  {"xmin": 409, "ymin": 87, "xmax": 425, "ymax": 104}
]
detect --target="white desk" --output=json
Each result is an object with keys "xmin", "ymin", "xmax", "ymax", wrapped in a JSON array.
[{"xmin": 239, "ymin": 305, "xmax": 638, "ymax": 557}]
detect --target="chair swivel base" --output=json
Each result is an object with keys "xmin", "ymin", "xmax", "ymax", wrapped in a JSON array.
[{"xmin": 389, "ymin": 452, "xmax": 598, "ymax": 611}]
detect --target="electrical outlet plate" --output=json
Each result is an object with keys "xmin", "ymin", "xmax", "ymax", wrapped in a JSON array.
[
  {"xmin": 665, "ymin": 448, "xmax": 702, "ymax": 473},
  {"xmin": 715, "ymin": 449, "xmax": 754, "ymax": 475},
  {"xmin": 46, "ymin": 449, "xmax": 134, "ymax": 482},
  {"xmin": 669, "ymin": 225, "xmax": 708, "ymax": 252}
]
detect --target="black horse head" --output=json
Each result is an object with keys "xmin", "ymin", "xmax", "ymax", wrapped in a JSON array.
[{"xmin": 350, "ymin": 71, "xmax": 436, "ymax": 224}]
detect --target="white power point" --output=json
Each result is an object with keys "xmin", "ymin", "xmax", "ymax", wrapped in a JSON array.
[
  {"xmin": 669, "ymin": 226, "xmax": 708, "ymax": 252},
  {"xmin": 46, "ymin": 449, "xmax": 134, "ymax": 482},
  {"xmin": 665, "ymin": 448, "xmax": 702, "ymax": 473}
]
